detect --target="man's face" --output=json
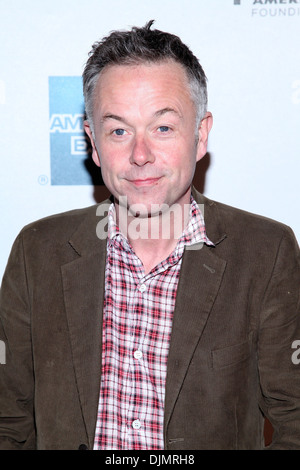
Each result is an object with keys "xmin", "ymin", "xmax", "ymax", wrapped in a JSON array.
[{"xmin": 84, "ymin": 60, "xmax": 212, "ymax": 217}]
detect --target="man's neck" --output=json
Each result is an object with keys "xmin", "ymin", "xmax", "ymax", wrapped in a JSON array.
[{"xmin": 115, "ymin": 200, "xmax": 191, "ymax": 274}]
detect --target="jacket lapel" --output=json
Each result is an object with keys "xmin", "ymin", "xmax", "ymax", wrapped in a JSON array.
[
  {"xmin": 61, "ymin": 204, "xmax": 108, "ymax": 448},
  {"xmin": 164, "ymin": 189, "xmax": 227, "ymax": 434},
  {"xmin": 164, "ymin": 244, "xmax": 227, "ymax": 431}
]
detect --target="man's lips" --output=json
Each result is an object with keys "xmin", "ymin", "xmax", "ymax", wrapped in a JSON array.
[{"xmin": 126, "ymin": 177, "xmax": 162, "ymax": 187}]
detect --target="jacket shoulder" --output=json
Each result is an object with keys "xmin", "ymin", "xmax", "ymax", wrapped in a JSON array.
[
  {"xmin": 20, "ymin": 202, "xmax": 107, "ymax": 238},
  {"xmin": 10, "ymin": 201, "xmax": 111, "ymax": 264},
  {"xmin": 217, "ymin": 200, "xmax": 294, "ymax": 237},
  {"xmin": 198, "ymin": 192, "xmax": 298, "ymax": 246}
]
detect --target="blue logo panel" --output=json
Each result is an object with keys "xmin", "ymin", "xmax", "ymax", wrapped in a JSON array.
[{"xmin": 49, "ymin": 76, "xmax": 92, "ymax": 185}]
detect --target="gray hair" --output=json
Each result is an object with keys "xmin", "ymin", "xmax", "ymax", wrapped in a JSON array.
[{"xmin": 83, "ymin": 20, "xmax": 208, "ymax": 136}]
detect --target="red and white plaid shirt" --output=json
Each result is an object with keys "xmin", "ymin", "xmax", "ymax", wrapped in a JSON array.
[{"xmin": 93, "ymin": 196, "xmax": 213, "ymax": 450}]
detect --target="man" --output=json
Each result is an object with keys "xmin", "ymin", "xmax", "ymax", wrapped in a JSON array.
[{"xmin": 0, "ymin": 21, "xmax": 299, "ymax": 450}]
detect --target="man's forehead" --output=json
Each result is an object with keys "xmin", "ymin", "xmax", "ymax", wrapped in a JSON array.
[
  {"xmin": 96, "ymin": 59, "xmax": 189, "ymax": 87},
  {"xmin": 92, "ymin": 60, "xmax": 194, "ymax": 122}
]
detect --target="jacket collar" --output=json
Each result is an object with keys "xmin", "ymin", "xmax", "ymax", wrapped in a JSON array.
[
  {"xmin": 192, "ymin": 187, "xmax": 227, "ymax": 246},
  {"xmin": 67, "ymin": 198, "xmax": 112, "ymax": 257}
]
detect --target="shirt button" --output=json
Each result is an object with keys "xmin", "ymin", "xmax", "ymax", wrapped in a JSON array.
[
  {"xmin": 134, "ymin": 350, "xmax": 143, "ymax": 360},
  {"xmin": 132, "ymin": 419, "xmax": 141, "ymax": 430},
  {"xmin": 139, "ymin": 283, "xmax": 147, "ymax": 293}
]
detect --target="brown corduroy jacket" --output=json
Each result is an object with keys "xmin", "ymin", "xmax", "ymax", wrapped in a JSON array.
[{"xmin": 0, "ymin": 189, "xmax": 299, "ymax": 450}]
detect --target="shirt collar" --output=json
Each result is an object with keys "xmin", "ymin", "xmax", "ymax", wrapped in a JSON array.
[{"xmin": 177, "ymin": 196, "xmax": 214, "ymax": 248}]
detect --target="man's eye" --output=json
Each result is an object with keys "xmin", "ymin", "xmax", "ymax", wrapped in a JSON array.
[
  {"xmin": 158, "ymin": 126, "xmax": 170, "ymax": 133},
  {"xmin": 113, "ymin": 128, "xmax": 126, "ymax": 136}
]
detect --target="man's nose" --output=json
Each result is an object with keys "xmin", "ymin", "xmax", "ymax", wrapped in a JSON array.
[{"xmin": 130, "ymin": 135, "xmax": 155, "ymax": 166}]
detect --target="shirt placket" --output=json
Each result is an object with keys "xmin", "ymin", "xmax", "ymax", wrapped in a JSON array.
[
  {"xmin": 120, "ymin": 245, "xmax": 148, "ymax": 448},
  {"xmin": 124, "ymin": 259, "xmax": 176, "ymax": 449}
]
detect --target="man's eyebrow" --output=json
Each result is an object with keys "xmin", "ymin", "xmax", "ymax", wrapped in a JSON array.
[
  {"xmin": 101, "ymin": 113, "xmax": 125, "ymax": 123},
  {"xmin": 100, "ymin": 108, "xmax": 182, "ymax": 124},
  {"xmin": 154, "ymin": 107, "xmax": 182, "ymax": 118}
]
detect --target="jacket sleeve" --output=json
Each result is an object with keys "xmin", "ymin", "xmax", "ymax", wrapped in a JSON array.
[
  {"xmin": 258, "ymin": 226, "xmax": 300, "ymax": 449},
  {"xmin": 0, "ymin": 233, "xmax": 36, "ymax": 449}
]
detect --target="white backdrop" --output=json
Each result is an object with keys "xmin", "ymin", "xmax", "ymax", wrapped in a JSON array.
[{"xmin": 1, "ymin": 0, "xmax": 299, "ymax": 281}]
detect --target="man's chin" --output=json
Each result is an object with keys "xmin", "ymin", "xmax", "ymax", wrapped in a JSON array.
[
  {"xmin": 115, "ymin": 195, "xmax": 167, "ymax": 218},
  {"xmin": 127, "ymin": 203, "xmax": 164, "ymax": 219}
]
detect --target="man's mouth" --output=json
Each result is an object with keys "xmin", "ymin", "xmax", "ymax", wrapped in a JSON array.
[{"xmin": 127, "ymin": 177, "xmax": 162, "ymax": 187}]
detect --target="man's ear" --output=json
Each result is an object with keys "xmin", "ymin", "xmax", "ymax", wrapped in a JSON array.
[
  {"xmin": 84, "ymin": 120, "xmax": 101, "ymax": 167},
  {"xmin": 196, "ymin": 112, "xmax": 213, "ymax": 163}
]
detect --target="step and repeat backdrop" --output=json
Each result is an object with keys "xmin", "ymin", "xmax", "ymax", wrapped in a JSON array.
[{"xmin": 0, "ymin": 0, "xmax": 299, "ymax": 280}]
